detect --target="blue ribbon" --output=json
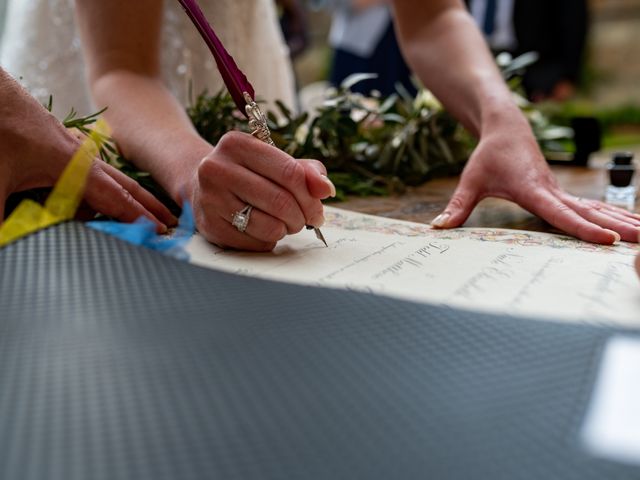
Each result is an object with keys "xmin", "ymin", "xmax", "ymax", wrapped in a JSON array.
[{"xmin": 87, "ymin": 202, "xmax": 195, "ymax": 261}]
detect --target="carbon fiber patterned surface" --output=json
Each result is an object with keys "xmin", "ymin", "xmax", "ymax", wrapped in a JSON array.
[{"xmin": 0, "ymin": 222, "xmax": 638, "ymax": 479}]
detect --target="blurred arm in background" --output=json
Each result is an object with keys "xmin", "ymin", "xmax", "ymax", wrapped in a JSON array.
[
  {"xmin": 327, "ymin": 0, "xmax": 415, "ymax": 96},
  {"xmin": 276, "ymin": 0, "xmax": 310, "ymax": 59},
  {"xmin": 465, "ymin": 0, "xmax": 588, "ymax": 102}
]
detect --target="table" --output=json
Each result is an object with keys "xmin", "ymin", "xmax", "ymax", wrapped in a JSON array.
[{"xmin": 336, "ymin": 149, "xmax": 640, "ymax": 233}]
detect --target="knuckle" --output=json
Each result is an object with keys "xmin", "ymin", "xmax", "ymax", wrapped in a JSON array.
[
  {"xmin": 197, "ymin": 157, "xmax": 225, "ymax": 185},
  {"xmin": 302, "ymin": 158, "xmax": 327, "ymax": 176},
  {"xmin": 288, "ymin": 219, "xmax": 305, "ymax": 234},
  {"xmin": 575, "ymin": 223, "xmax": 594, "ymax": 240},
  {"xmin": 263, "ymin": 221, "xmax": 287, "ymax": 242},
  {"xmin": 124, "ymin": 179, "xmax": 144, "ymax": 197},
  {"xmin": 271, "ymin": 189, "xmax": 295, "ymax": 217},
  {"xmin": 549, "ymin": 202, "xmax": 571, "ymax": 225},
  {"xmin": 109, "ymin": 185, "xmax": 135, "ymax": 218},
  {"xmin": 280, "ymin": 159, "xmax": 305, "ymax": 187},
  {"xmin": 588, "ymin": 201, "xmax": 603, "ymax": 212},
  {"xmin": 216, "ymin": 131, "xmax": 246, "ymax": 153},
  {"xmin": 447, "ymin": 195, "xmax": 467, "ymax": 211},
  {"xmin": 200, "ymin": 223, "xmax": 228, "ymax": 249},
  {"xmin": 311, "ymin": 159, "xmax": 327, "ymax": 175}
]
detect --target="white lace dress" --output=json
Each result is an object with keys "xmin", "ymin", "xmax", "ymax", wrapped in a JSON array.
[{"xmin": 0, "ymin": 0, "xmax": 297, "ymax": 118}]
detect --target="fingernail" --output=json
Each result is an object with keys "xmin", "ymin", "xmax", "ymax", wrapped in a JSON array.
[
  {"xmin": 607, "ymin": 230, "xmax": 621, "ymax": 243},
  {"xmin": 159, "ymin": 223, "xmax": 168, "ymax": 234},
  {"xmin": 431, "ymin": 212, "xmax": 450, "ymax": 228},
  {"xmin": 321, "ymin": 175, "xmax": 337, "ymax": 198}
]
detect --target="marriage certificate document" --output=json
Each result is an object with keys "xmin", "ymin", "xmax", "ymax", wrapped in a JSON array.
[{"xmin": 186, "ymin": 207, "xmax": 640, "ymax": 326}]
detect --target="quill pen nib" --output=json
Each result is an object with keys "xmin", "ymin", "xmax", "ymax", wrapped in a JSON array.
[
  {"xmin": 309, "ymin": 226, "xmax": 328, "ymax": 247},
  {"xmin": 243, "ymin": 93, "xmax": 328, "ymax": 247}
]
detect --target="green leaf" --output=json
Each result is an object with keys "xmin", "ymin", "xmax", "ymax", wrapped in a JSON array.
[{"xmin": 340, "ymin": 73, "xmax": 378, "ymax": 90}]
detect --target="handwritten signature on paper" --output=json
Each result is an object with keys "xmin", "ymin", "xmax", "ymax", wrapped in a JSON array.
[
  {"xmin": 452, "ymin": 252, "xmax": 525, "ymax": 300},
  {"xmin": 371, "ymin": 242, "xmax": 451, "ymax": 280}
]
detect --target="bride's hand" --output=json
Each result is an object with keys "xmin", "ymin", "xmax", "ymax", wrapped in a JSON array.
[{"xmin": 187, "ymin": 132, "xmax": 335, "ymax": 251}]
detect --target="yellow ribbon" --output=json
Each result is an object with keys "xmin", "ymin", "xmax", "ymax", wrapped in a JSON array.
[{"xmin": 0, "ymin": 120, "xmax": 110, "ymax": 247}]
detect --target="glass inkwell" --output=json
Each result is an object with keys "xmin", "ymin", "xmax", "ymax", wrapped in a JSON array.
[{"xmin": 605, "ymin": 152, "xmax": 636, "ymax": 210}]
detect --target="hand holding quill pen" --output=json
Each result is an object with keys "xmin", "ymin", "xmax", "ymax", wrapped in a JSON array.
[{"xmin": 177, "ymin": 0, "xmax": 328, "ymax": 246}]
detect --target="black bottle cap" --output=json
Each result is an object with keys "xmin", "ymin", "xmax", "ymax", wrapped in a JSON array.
[
  {"xmin": 612, "ymin": 151, "xmax": 634, "ymax": 166},
  {"xmin": 609, "ymin": 167, "xmax": 635, "ymax": 187},
  {"xmin": 608, "ymin": 152, "xmax": 636, "ymax": 187}
]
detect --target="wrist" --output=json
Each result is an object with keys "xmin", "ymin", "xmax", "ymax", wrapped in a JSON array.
[
  {"xmin": 159, "ymin": 133, "xmax": 214, "ymax": 205},
  {"xmin": 479, "ymin": 97, "xmax": 532, "ymax": 139}
]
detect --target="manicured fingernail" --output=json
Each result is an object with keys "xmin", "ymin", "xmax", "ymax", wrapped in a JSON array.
[
  {"xmin": 431, "ymin": 212, "xmax": 450, "ymax": 228},
  {"xmin": 608, "ymin": 230, "xmax": 621, "ymax": 243},
  {"xmin": 321, "ymin": 175, "xmax": 336, "ymax": 198}
]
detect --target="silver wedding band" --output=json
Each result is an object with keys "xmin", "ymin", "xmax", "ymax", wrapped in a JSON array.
[{"xmin": 232, "ymin": 205, "xmax": 253, "ymax": 233}]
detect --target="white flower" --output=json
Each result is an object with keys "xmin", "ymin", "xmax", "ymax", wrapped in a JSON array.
[
  {"xmin": 294, "ymin": 123, "xmax": 309, "ymax": 144},
  {"xmin": 414, "ymin": 89, "xmax": 441, "ymax": 111}
]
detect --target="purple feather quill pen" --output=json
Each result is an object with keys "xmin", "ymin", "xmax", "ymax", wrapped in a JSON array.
[
  {"xmin": 177, "ymin": 0, "xmax": 327, "ymax": 246},
  {"xmin": 176, "ymin": 0, "xmax": 253, "ymax": 117}
]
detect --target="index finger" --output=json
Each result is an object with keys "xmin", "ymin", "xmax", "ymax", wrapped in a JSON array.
[
  {"xmin": 84, "ymin": 166, "xmax": 168, "ymax": 233},
  {"xmin": 527, "ymin": 190, "xmax": 619, "ymax": 244}
]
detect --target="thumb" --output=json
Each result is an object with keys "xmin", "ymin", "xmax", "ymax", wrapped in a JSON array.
[
  {"xmin": 431, "ymin": 184, "xmax": 478, "ymax": 229},
  {"xmin": 299, "ymin": 159, "xmax": 336, "ymax": 199}
]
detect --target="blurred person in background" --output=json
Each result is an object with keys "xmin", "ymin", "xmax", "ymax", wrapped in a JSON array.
[
  {"xmin": 323, "ymin": 0, "xmax": 416, "ymax": 96},
  {"xmin": 276, "ymin": 0, "xmax": 310, "ymax": 60},
  {"xmin": 466, "ymin": 0, "xmax": 588, "ymax": 102}
]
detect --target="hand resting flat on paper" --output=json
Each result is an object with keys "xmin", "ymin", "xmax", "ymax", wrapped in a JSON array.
[
  {"xmin": 185, "ymin": 132, "xmax": 335, "ymax": 251},
  {"xmin": 431, "ymin": 114, "xmax": 640, "ymax": 245}
]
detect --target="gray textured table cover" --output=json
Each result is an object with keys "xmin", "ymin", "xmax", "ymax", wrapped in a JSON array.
[{"xmin": 0, "ymin": 222, "xmax": 638, "ymax": 479}]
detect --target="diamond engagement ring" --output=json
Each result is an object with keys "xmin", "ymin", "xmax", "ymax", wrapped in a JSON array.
[{"xmin": 232, "ymin": 205, "xmax": 253, "ymax": 233}]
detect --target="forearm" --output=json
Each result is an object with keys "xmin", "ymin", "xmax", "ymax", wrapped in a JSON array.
[
  {"xmin": 75, "ymin": 0, "xmax": 207, "ymax": 202},
  {"xmin": 91, "ymin": 71, "xmax": 211, "ymax": 201},
  {"xmin": 393, "ymin": 1, "xmax": 526, "ymax": 137}
]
